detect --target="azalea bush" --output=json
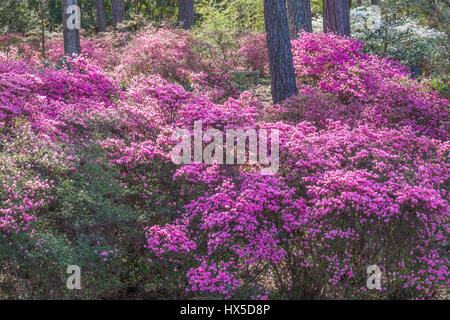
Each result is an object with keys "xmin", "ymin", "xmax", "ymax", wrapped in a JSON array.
[
  {"xmin": 237, "ymin": 33, "xmax": 269, "ymax": 76},
  {"xmin": 114, "ymin": 26, "xmax": 208, "ymax": 84},
  {"xmin": 280, "ymin": 122, "xmax": 449, "ymax": 299},
  {"xmin": 291, "ymin": 32, "xmax": 449, "ymax": 140},
  {"xmin": 144, "ymin": 121, "xmax": 449, "ymax": 300},
  {"xmin": 0, "ymin": 28, "xmax": 448, "ymax": 300}
]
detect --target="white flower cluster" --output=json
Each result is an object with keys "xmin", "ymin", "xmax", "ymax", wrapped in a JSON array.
[{"xmin": 311, "ymin": 5, "xmax": 448, "ymax": 76}]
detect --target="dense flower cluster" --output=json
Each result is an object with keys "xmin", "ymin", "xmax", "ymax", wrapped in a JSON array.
[
  {"xmin": 145, "ymin": 120, "xmax": 449, "ymax": 299},
  {"xmin": 114, "ymin": 27, "xmax": 207, "ymax": 83},
  {"xmin": 291, "ymin": 32, "xmax": 449, "ymax": 140},
  {"xmin": 281, "ymin": 121, "xmax": 449, "ymax": 298},
  {"xmin": 0, "ymin": 119, "xmax": 61, "ymax": 238},
  {"xmin": 0, "ymin": 57, "xmax": 119, "ymax": 136},
  {"xmin": 237, "ymin": 33, "xmax": 269, "ymax": 76},
  {"xmin": 0, "ymin": 28, "xmax": 448, "ymax": 300}
]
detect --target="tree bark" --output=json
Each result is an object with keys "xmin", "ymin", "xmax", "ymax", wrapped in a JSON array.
[
  {"xmin": 371, "ymin": 0, "xmax": 379, "ymax": 5},
  {"xmin": 62, "ymin": 0, "xmax": 81, "ymax": 57},
  {"xmin": 111, "ymin": 0, "xmax": 125, "ymax": 29},
  {"xmin": 288, "ymin": 0, "xmax": 312, "ymax": 38},
  {"xmin": 264, "ymin": 0, "xmax": 298, "ymax": 104},
  {"xmin": 96, "ymin": 0, "xmax": 107, "ymax": 32},
  {"xmin": 39, "ymin": 0, "xmax": 46, "ymax": 58},
  {"xmin": 323, "ymin": 0, "xmax": 351, "ymax": 37},
  {"xmin": 178, "ymin": 0, "xmax": 194, "ymax": 29}
]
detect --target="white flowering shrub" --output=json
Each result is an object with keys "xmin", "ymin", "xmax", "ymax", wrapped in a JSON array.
[{"xmin": 312, "ymin": 5, "xmax": 448, "ymax": 76}]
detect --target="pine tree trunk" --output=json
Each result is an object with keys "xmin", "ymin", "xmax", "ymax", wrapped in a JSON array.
[
  {"xmin": 40, "ymin": 0, "xmax": 46, "ymax": 58},
  {"xmin": 111, "ymin": 0, "xmax": 125, "ymax": 29},
  {"xmin": 371, "ymin": 0, "xmax": 379, "ymax": 5},
  {"xmin": 96, "ymin": 0, "xmax": 107, "ymax": 32},
  {"xmin": 264, "ymin": 0, "xmax": 298, "ymax": 104},
  {"xmin": 323, "ymin": 0, "xmax": 351, "ymax": 37},
  {"xmin": 62, "ymin": 0, "xmax": 81, "ymax": 57},
  {"xmin": 178, "ymin": 0, "xmax": 194, "ymax": 29},
  {"xmin": 288, "ymin": 0, "xmax": 312, "ymax": 38}
]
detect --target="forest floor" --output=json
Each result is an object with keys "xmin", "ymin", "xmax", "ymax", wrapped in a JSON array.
[{"xmin": 248, "ymin": 77, "xmax": 273, "ymax": 107}]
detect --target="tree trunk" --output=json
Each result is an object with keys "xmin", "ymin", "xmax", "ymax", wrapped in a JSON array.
[
  {"xmin": 39, "ymin": 0, "xmax": 46, "ymax": 58},
  {"xmin": 371, "ymin": 0, "xmax": 379, "ymax": 5},
  {"xmin": 111, "ymin": 0, "xmax": 125, "ymax": 29},
  {"xmin": 323, "ymin": 0, "xmax": 351, "ymax": 37},
  {"xmin": 96, "ymin": 0, "xmax": 107, "ymax": 32},
  {"xmin": 264, "ymin": 0, "xmax": 298, "ymax": 104},
  {"xmin": 178, "ymin": 0, "xmax": 194, "ymax": 29},
  {"xmin": 288, "ymin": 0, "xmax": 312, "ymax": 38},
  {"xmin": 62, "ymin": 0, "xmax": 81, "ymax": 57}
]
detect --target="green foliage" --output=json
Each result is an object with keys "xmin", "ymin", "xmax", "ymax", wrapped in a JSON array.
[
  {"xmin": 194, "ymin": 9, "xmax": 237, "ymax": 65},
  {"xmin": 193, "ymin": 0, "xmax": 266, "ymax": 68},
  {"xmin": 379, "ymin": 0, "xmax": 449, "ymax": 35},
  {"xmin": 0, "ymin": 0, "xmax": 40, "ymax": 34},
  {"xmin": 197, "ymin": 0, "xmax": 265, "ymax": 33},
  {"xmin": 310, "ymin": 0, "xmax": 323, "ymax": 16},
  {"xmin": 0, "ymin": 124, "xmax": 145, "ymax": 299},
  {"xmin": 423, "ymin": 76, "xmax": 449, "ymax": 98},
  {"xmin": 127, "ymin": 0, "xmax": 178, "ymax": 24}
]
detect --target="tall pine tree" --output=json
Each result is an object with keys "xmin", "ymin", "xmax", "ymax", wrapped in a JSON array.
[
  {"xmin": 111, "ymin": 0, "xmax": 125, "ymax": 29},
  {"xmin": 178, "ymin": 0, "xmax": 194, "ymax": 29},
  {"xmin": 323, "ymin": 0, "xmax": 351, "ymax": 36},
  {"xmin": 264, "ymin": 0, "xmax": 298, "ymax": 103},
  {"xmin": 96, "ymin": 0, "xmax": 106, "ymax": 32},
  {"xmin": 288, "ymin": 0, "xmax": 312, "ymax": 38}
]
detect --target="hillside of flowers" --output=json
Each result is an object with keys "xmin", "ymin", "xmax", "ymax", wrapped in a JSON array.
[{"xmin": 0, "ymin": 26, "xmax": 448, "ymax": 300}]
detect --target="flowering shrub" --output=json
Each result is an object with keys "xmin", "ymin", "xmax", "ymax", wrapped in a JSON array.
[
  {"xmin": 146, "ymin": 173, "xmax": 308, "ymax": 298},
  {"xmin": 0, "ymin": 57, "xmax": 119, "ymax": 137},
  {"xmin": 190, "ymin": 70, "xmax": 244, "ymax": 103},
  {"xmin": 0, "ymin": 119, "xmax": 55, "ymax": 236},
  {"xmin": 312, "ymin": 5, "xmax": 449, "ymax": 76},
  {"xmin": 114, "ymin": 27, "xmax": 207, "ymax": 83},
  {"xmin": 236, "ymin": 33, "xmax": 269, "ymax": 76},
  {"xmin": 280, "ymin": 121, "xmax": 449, "ymax": 299},
  {"xmin": 0, "ymin": 33, "xmax": 35, "ymax": 61},
  {"xmin": 271, "ymin": 87, "xmax": 363, "ymax": 129},
  {"xmin": 291, "ymin": 32, "xmax": 449, "ymax": 140},
  {"xmin": 0, "ymin": 27, "xmax": 448, "ymax": 300},
  {"xmin": 145, "ymin": 120, "xmax": 449, "ymax": 299},
  {"xmin": 46, "ymin": 33, "xmax": 126, "ymax": 71}
]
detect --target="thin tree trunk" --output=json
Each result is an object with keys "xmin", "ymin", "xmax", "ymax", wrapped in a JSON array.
[
  {"xmin": 111, "ymin": 0, "xmax": 125, "ymax": 30},
  {"xmin": 96, "ymin": 0, "xmax": 107, "ymax": 32},
  {"xmin": 288, "ymin": 0, "xmax": 312, "ymax": 38},
  {"xmin": 62, "ymin": 0, "xmax": 81, "ymax": 57},
  {"xmin": 178, "ymin": 0, "xmax": 194, "ymax": 29},
  {"xmin": 371, "ymin": 0, "xmax": 379, "ymax": 4},
  {"xmin": 264, "ymin": 0, "xmax": 298, "ymax": 104},
  {"xmin": 323, "ymin": 0, "xmax": 351, "ymax": 37},
  {"xmin": 39, "ymin": 0, "xmax": 46, "ymax": 58}
]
